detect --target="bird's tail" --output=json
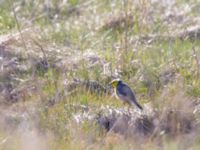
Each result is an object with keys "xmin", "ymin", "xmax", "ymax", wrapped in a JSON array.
[{"xmin": 133, "ymin": 101, "xmax": 143, "ymax": 110}]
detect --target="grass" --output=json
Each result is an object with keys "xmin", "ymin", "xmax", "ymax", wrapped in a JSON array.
[{"xmin": 0, "ymin": 0, "xmax": 200, "ymax": 149}]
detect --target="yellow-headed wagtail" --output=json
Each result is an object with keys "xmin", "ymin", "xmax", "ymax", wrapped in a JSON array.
[{"xmin": 109, "ymin": 79, "xmax": 143, "ymax": 110}]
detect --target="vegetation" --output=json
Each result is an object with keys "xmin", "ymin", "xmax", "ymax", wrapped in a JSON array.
[{"xmin": 0, "ymin": 0, "xmax": 200, "ymax": 149}]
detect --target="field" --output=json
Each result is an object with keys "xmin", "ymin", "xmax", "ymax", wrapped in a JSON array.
[{"xmin": 0, "ymin": 0, "xmax": 200, "ymax": 149}]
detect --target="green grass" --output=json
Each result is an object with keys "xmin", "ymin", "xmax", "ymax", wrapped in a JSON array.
[{"xmin": 0, "ymin": 3, "xmax": 16, "ymax": 34}]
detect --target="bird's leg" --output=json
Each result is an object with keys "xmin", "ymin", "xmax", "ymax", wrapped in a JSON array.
[
  {"xmin": 122, "ymin": 102, "xmax": 128, "ymax": 114},
  {"xmin": 123, "ymin": 102, "xmax": 128, "ymax": 112},
  {"xmin": 123, "ymin": 101, "xmax": 126, "ymax": 105}
]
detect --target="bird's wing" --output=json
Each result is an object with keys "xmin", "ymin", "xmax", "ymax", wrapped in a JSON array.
[
  {"xmin": 117, "ymin": 83, "xmax": 134, "ymax": 97},
  {"xmin": 117, "ymin": 82, "xmax": 143, "ymax": 110}
]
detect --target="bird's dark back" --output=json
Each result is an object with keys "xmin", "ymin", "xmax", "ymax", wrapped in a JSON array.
[{"xmin": 117, "ymin": 81, "xmax": 135, "ymax": 98}]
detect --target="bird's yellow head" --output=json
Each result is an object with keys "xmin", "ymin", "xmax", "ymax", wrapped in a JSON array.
[{"xmin": 109, "ymin": 79, "xmax": 121, "ymax": 88}]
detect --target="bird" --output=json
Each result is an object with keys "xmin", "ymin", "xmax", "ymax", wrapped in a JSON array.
[{"xmin": 109, "ymin": 79, "xmax": 143, "ymax": 110}]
